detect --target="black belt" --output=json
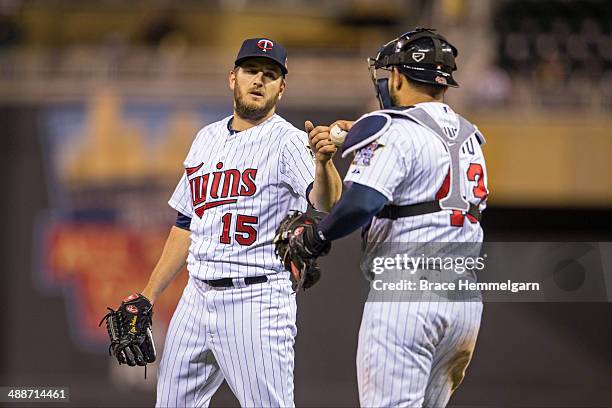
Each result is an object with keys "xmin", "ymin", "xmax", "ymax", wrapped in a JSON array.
[
  {"xmin": 204, "ymin": 275, "xmax": 268, "ymax": 288},
  {"xmin": 376, "ymin": 201, "xmax": 481, "ymax": 221}
]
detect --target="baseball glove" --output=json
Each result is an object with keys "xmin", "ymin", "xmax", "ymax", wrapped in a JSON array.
[
  {"xmin": 274, "ymin": 210, "xmax": 330, "ymax": 292},
  {"xmin": 99, "ymin": 293, "xmax": 156, "ymax": 369}
]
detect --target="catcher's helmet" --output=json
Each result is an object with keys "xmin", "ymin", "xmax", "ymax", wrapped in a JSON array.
[{"xmin": 368, "ymin": 28, "xmax": 459, "ymax": 109}]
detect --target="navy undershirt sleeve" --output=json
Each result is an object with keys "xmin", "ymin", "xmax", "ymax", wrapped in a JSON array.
[
  {"xmin": 175, "ymin": 211, "xmax": 192, "ymax": 230},
  {"xmin": 317, "ymin": 182, "xmax": 389, "ymax": 241}
]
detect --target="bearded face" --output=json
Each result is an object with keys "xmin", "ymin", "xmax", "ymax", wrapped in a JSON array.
[{"xmin": 231, "ymin": 58, "xmax": 285, "ymax": 122}]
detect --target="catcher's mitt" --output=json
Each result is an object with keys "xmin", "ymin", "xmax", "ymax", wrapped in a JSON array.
[
  {"xmin": 99, "ymin": 293, "xmax": 156, "ymax": 370},
  {"xmin": 274, "ymin": 210, "xmax": 330, "ymax": 291}
]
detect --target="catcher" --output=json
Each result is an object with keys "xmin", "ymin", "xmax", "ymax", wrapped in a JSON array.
[{"xmin": 275, "ymin": 28, "xmax": 488, "ymax": 407}]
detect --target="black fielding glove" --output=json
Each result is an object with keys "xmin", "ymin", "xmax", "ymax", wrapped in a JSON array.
[
  {"xmin": 99, "ymin": 293, "xmax": 156, "ymax": 368},
  {"xmin": 274, "ymin": 211, "xmax": 331, "ymax": 291}
]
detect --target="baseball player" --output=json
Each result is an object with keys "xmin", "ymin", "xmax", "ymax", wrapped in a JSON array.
[
  {"xmin": 276, "ymin": 28, "xmax": 489, "ymax": 407},
  {"xmin": 106, "ymin": 38, "xmax": 342, "ymax": 407}
]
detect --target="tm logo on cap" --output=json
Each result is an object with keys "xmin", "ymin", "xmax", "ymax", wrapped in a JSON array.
[{"xmin": 257, "ymin": 39, "xmax": 274, "ymax": 52}]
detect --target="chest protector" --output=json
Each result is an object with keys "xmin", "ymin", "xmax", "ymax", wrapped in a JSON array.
[{"xmin": 342, "ymin": 106, "xmax": 485, "ymax": 221}]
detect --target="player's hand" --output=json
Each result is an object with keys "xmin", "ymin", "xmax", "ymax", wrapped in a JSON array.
[
  {"xmin": 329, "ymin": 120, "xmax": 355, "ymax": 133},
  {"xmin": 100, "ymin": 293, "xmax": 156, "ymax": 367},
  {"xmin": 305, "ymin": 120, "xmax": 337, "ymax": 164},
  {"xmin": 274, "ymin": 210, "xmax": 330, "ymax": 292}
]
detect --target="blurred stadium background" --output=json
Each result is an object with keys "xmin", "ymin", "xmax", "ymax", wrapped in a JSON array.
[{"xmin": 1, "ymin": 0, "xmax": 611, "ymax": 406}]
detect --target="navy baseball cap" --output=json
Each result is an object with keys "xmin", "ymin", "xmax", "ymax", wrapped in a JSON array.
[{"xmin": 234, "ymin": 38, "xmax": 288, "ymax": 75}]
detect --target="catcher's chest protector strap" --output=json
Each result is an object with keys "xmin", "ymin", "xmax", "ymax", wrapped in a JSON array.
[
  {"xmin": 377, "ymin": 200, "xmax": 482, "ymax": 221},
  {"xmin": 372, "ymin": 107, "xmax": 484, "ymax": 221}
]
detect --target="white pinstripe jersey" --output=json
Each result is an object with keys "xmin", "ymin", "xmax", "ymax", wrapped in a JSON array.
[
  {"xmin": 168, "ymin": 114, "xmax": 315, "ymax": 280},
  {"xmin": 344, "ymin": 102, "xmax": 489, "ymax": 254}
]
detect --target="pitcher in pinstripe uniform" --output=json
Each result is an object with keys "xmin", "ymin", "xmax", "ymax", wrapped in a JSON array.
[
  {"xmin": 125, "ymin": 38, "xmax": 342, "ymax": 407},
  {"xmin": 289, "ymin": 29, "xmax": 489, "ymax": 407}
]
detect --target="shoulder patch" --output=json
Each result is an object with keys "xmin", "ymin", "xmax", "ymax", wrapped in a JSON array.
[
  {"xmin": 341, "ymin": 113, "xmax": 391, "ymax": 158},
  {"xmin": 352, "ymin": 141, "xmax": 385, "ymax": 166}
]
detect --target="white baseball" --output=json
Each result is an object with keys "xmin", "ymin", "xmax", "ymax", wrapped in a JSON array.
[{"xmin": 330, "ymin": 125, "xmax": 348, "ymax": 147}]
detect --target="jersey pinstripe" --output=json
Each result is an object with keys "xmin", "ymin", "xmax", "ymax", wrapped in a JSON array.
[
  {"xmin": 346, "ymin": 102, "xmax": 488, "ymax": 407},
  {"xmin": 357, "ymin": 291, "xmax": 483, "ymax": 407},
  {"xmin": 157, "ymin": 275, "xmax": 297, "ymax": 407},
  {"xmin": 168, "ymin": 114, "xmax": 315, "ymax": 280},
  {"xmin": 344, "ymin": 102, "xmax": 488, "ymax": 249},
  {"xmin": 157, "ymin": 113, "xmax": 313, "ymax": 408}
]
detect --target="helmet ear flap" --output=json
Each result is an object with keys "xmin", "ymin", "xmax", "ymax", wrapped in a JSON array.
[
  {"xmin": 374, "ymin": 78, "xmax": 393, "ymax": 109},
  {"xmin": 369, "ymin": 57, "xmax": 393, "ymax": 109}
]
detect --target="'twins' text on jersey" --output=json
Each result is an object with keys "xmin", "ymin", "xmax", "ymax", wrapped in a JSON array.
[
  {"xmin": 169, "ymin": 114, "xmax": 315, "ymax": 280},
  {"xmin": 186, "ymin": 163, "xmax": 258, "ymax": 218}
]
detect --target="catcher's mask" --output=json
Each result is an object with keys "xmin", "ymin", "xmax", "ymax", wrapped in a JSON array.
[{"xmin": 368, "ymin": 28, "xmax": 459, "ymax": 109}]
